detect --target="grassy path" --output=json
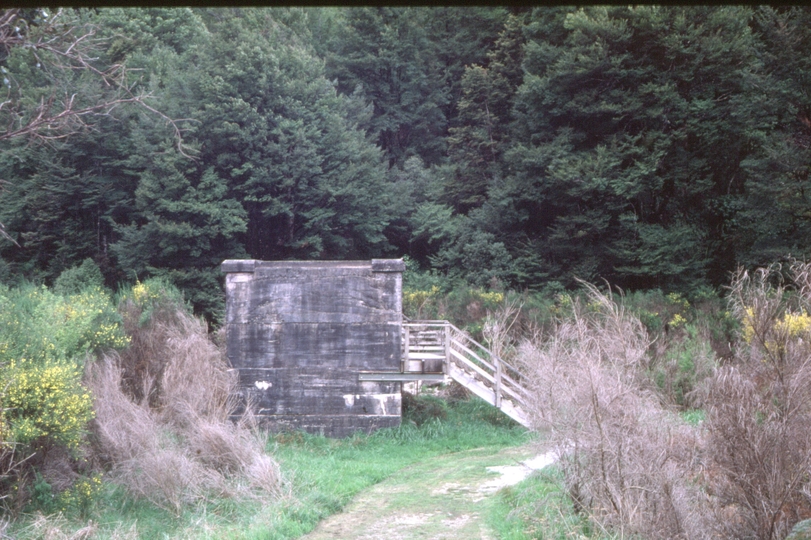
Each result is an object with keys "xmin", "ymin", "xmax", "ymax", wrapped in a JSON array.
[{"xmin": 301, "ymin": 444, "xmax": 540, "ymax": 540}]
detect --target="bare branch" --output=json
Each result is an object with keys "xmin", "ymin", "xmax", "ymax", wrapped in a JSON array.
[{"xmin": 0, "ymin": 8, "xmax": 193, "ymax": 155}]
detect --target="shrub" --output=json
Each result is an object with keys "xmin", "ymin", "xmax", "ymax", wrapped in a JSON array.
[
  {"xmin": 26, "ymin": 471, "xmax": 102, "ymax": 518},
  {"xmin": 648, "ymin": 323, "xmax": 717, "ymax": 408},
  {"xmin": 403, "ymin": 285, "xmax": 442, "ymax": 320},
  {"xmin": 0, "ymin": 283, "xmax": 129, "ymax": 365},
  {"xmin": 0, "ymin": 282, "xmax": 127, "ymax": 513},
  {"xmin": 401, "ymin": 392, "xmax": 448, "ymax": 426},
  {"xmin": 52, "ymin": 259, "xmax": 104, "ymax": 296},
  {"xmin": 517, "ymin": 283, "xmax": 713, "ymax": 538},
  {"xmin": 2, "ymin": 358, "xmax": 93, "ymax": 449},
  {"xmin": 516, "ymin": 265, "xmax": 811, "ymax": 539},
  {"xmin": 702, "ymin": 262, "xmax": 811, "ymax": 539},
  {"xmin": 88, "ymin": 279, "xmax": 283, "ymax": 514}
]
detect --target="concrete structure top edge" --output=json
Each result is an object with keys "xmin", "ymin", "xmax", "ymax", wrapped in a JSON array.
[
  {"xmin": 371, "ymin": 259, "xmax": 405, "ymax": 272},
  {"xmin": 221, "ymin": 259, "xmax": 404, "ymax": 274}
]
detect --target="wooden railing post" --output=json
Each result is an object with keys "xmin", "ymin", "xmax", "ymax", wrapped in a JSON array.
[
  {"xmin": 494, "ymin": 355, "xmax": 502, "ymax": 408},
  {"xmin": 444, "ymin": 322, "xmax": 451, "ymax": 375},
  {"xmin": 402, "ymin": 324, "xmax": 410, "ymax": 373}
]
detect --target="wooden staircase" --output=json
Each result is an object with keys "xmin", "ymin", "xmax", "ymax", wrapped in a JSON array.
[{"xmin": 401, "ymin": 321, "xmax": 530, "ymax": 427}]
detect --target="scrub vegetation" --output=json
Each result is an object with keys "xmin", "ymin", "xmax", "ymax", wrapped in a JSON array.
[
  {"xmin": 482, "ymin": 261, "xmax": 811, "ymax": 539},
  {"xmin": 4, "ymin": 6, "xmax": 811, "ymax": 539}
]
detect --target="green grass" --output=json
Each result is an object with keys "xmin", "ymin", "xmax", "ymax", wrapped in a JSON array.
[
  {"xmin": 487, "ymin": 465, "xmax": 615, "ymax": 540},
  {"xmin": 8, "ymin": 396, "xmax": 533, "ymax": 539},
  {"xmin": 681, "ymin": 408, "xmax": 706, "ymax": 426},
  {"xmin": 256, "ymin": 398, "xmax": 533, "ymax": 539}
]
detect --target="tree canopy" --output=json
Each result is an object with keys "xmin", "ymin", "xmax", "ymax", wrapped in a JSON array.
[{"xmin": 2, "ymin": 6, "xmax": 810, "ymax": 319}]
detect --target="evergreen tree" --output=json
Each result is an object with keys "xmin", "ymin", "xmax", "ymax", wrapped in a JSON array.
[
  {"xmin": 734, "ymin": 7, "xmax": 811, "ymax": 267},
  {"xmin": 445, "ymin": 12, "xmax": 526, "ymax": 213},
  {"xmin": 185, "ymin": 9, "xmax": 391, "ymax": 261},
  {"xmin": 488, "ymin": 6, "xmax": 771, "ymax": 290},
  {"xmin": 326, "ymin": 8, "xmax": 450, "ymax": 166}
]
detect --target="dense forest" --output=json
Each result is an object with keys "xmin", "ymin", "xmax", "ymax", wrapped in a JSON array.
[{"xmin": 2, "ymin": 6, "xmax": 811, "ymax": 319}]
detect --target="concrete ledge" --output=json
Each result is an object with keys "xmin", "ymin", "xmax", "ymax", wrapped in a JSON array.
[
  {"xmin": 358, "ymin": 372, "xmax": 446, "ymax": 382},
  {"xmin": 371, "ymin": 259, "xmax": 405, "ymax": 272},
  {"xmin": 221, "ymin": 259, "xmax": 258, "ymax": 273},
  {"xmin": 223, "ymin": 259, "xmax": 405, "ymax": 274}
]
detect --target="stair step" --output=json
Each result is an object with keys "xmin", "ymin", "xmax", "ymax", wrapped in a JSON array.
[{"xmin": 405, "ymin": 321, "xmax": 531, "ymax": 428}]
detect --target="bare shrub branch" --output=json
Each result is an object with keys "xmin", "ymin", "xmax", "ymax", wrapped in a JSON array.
[
  {"xmin": 517, "ymin": 282, "xmax": 714, "ymax": 539},
  {"xmin": 704, "ymin": 261, "xmax": 811, "ymax": 539},
  {"xmin": 483, "ymin": 297, "xmax": 522, "ymax": 362},
  {"xmin": 0, "ymin": 8, "xmax": 194, "ymax": 156}
]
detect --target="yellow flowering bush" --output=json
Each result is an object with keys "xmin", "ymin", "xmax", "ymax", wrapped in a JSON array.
[
  {"xmin": 776, "ymin": 310, "xmax": 811, "ymax": 339},
  {"xmin": 117, "ymin": 278, "xmax": 189, "ymax": 329},
  {"xmin": 474, "ymin": 289, "xmax": 505, "ymax": 305},
  {"xmin": 666, "ymin": 292, "xmax": 690, "ymax": 311},
  {"xmin": 669, "ymin": 312, "xmax": 688, "ymax": 330},
  {"xmin": 57, "ymin": 473, "xmax": 103, "ymax": 516},
  {"xmin": 52, "ymin": 287, "xmax": 131, "ymax": 353},
  {"xmin": 0, "ymin": 279, "xmax": 132, "ymax": 509},
  {"xmin": 742, "ymin": 306, "xmax": 811, "ymax": 355},
  {"xmin": 403, "ymin": 285, "xmax": 441, "ymax": 319},
  {"xmin": 0, "ymin": 282, "xmax": 123, "ymax": 456},
  {"xmin": 0, "ymin": 284, "xmax": 129, "ymax": 365},
  {"xmin": 2, "ymin": 358, "xmax": 94, "ymax": 448},
  {"xmin": 741, "ymin": 307, "xmax": 758, "ymax": 345},
  {"xmin": 131, "ymin": 279, "xmax": 165, "ymax": 307}
]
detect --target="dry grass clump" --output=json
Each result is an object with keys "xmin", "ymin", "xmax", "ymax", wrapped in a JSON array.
[
  {"xmin": 517, "ymin": 282, "xmax": 713, "ymax": 539},
  {"xmin": 13, "ymin": 512, "xmax": 97, "ymax": 540},
  {"xmin": 87, "ymin": 293, "xmax": 283, "ymax": 514}
]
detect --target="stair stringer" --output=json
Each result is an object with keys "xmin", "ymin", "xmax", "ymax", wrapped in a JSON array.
[{"xmin": 447, "ymin": 362, "xmax": 530, "ymax": 427}]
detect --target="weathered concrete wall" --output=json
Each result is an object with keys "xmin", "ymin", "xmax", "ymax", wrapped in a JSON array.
[{"xmin": 221, "ymin": 259, "xmax": 404, "ymax": 437}]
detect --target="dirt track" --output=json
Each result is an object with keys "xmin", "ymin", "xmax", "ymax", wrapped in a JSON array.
[{"xmin": 302, "ymin": 444, "xmax": 550, "ymax": 540}]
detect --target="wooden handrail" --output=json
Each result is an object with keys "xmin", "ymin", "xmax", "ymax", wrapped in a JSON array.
[
  {"xmin": 403, "ymin": 320, "xmax": 530, "ymax": 425},
  {"xmin": 445, "ymin": 322, "xmax": 524, "ymax": 378}
]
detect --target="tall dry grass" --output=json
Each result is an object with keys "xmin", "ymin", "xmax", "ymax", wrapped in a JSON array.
[
  {"xmin": 87, "ymin": 295, "xmax": 283, "ymax": 514},
  {"xmin": 516, "ymin": 283, "xmax": 713, "ymax": 539}
]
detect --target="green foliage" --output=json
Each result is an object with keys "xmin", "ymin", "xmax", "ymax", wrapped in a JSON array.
[
  {"xmin": 5, "ymin": 6, "xmax": 811, "ymax": 304},
  {"xmin": 28, "ymin": 473, "xmax": 58, "ymax": 515},
  {"xmin": 53, "ymin": 258, "xmax": 105, "ymax": 295},
  {"xmin": 401, "ymin": 392, "xmax": 448, "ymax": 426},
  {"xmin": 430, "ymin": 222, "xmax": 516, "ymax": 288},
  {"xmin": 2, "ymin": 357, "xmax": 93, "ymax": 448},
  {"xmin": 650, "ymin": 324, "xmax": 717, "ymax": 407},
  {"xmin": 55, "ymin": 473, "xmax": 103, "ymax": 518},
  {"xmin": 619, "ymin": 288, "xmax": 725, "ymax": 407},
  {"xmin": 734, "ymin": 7, "xmax": 811, "ymax": 268},
  {"xmin": 0, "ymin": 283, "xmax": 129, "ymax": 364},
  {"xmin": 25, "ymin": 472, "xmax": 103, "ymax": 518},
  {"xmin": 2, "ymin": 6, "xmax": 811, "ymax": 305},
  {"xmin": 445, "ymin": 12, "xmax": 526, "ymax": 214},
  {"xmin": 623, "ymin": 289, "xmax": 690, "ymax": 334},
  {"xmin": 681, "ymin": 409, "xmax": 705, "ymax": 426},
  {"xmin": 401, "ymin": 254, "xmax": 452, "ymax": 293},
  {"xmin": 326, "ymin": 8, "xmax": 449, "ymax": 166},
  {"xmin": 402, "ymin": 279, "xmax": 507, "ymax": 338},
  {"xmin": 0, "ymin": 282, "xmax": 126, "ymax": 511},
  {"xmin": 1, "ymin": 7, "xmax": 397, "ymax": 322},
  {"xmin": 435, "ymin": 5, "xmax": 811, "ymax": 292},
  {"xmin": 116, "ymin": 277, "xmax": 188, "ymax": 329}
]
